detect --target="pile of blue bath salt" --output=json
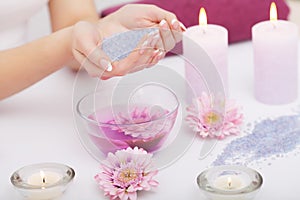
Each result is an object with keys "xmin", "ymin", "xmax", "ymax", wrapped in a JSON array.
[{"xmin": 213, "ymin": 114, "xmax": 300, "ymax": 167}]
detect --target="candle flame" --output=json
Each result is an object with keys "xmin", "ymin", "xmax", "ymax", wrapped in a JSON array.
[
  {"xmin": 270, "ymin": 2, "xmax": 278, "ymax": 21},
  {"xmin": 227, "ymin": 177, "xmax": 232, "ymax": 188},
  {"xmin": 199, "ymin": 7, "xmax": 207, "ymax": 27},
  {"xmin": 40, "ymin": 171, "xmax": 46, "ymax": 184}
]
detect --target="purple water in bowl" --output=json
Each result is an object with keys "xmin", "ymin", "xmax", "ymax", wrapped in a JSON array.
[{"xmin": 87, "ymin": 104, "xmax": 178, "ymax": 155}]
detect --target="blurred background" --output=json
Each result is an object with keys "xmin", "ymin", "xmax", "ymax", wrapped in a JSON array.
[{"xmin": 28, "ymin": 0, "xmax": 300, "ymax": 43}]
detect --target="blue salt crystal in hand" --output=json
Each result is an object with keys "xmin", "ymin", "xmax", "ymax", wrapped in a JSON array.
[{"xmin": 101, "ymin": 28, "xmax": 158, "ymax": 62}]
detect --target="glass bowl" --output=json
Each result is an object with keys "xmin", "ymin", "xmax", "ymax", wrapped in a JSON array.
[
  {"xmin": 10, "ymin": 163, "xmax": 75, "ymax": 200},
  {"xmin": 76, "ymin": 83, "xmax": 179, "ymax": 155},
  {"xmin": 196, "ymin": 165, "xmax": 263, "ymax": 200}
]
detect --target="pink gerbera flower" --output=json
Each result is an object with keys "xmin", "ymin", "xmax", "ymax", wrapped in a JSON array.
[
  {"xmin": 94, "ymin": 147, "xmax": 159, "ymax": 200},
  {"xmin": 107, "ymin": 106, "xmax": 172, "ymax": 139},
  {"xmin": 186, "ymin": 92, "xmax": 243, "ymax": 139}
]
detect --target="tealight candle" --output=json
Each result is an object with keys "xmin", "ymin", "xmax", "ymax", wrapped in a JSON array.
[
  {"xmin": 183, "ymin": 7, "xmax": 228, "ymax": 99},
  {"xmin": 27, "ymin": 170, "xmax": 61, "ymax": 188},
  {"xmin": 197, "ymin": 166, "xmax": 263, "ymax": 200},
  {"xmin": 214, "ymin": 175, "xmax": 243, "ymax": 191},
  {"xmin": 10, "ymin": 163, "xmax": 75, "ymax": 200},
  {"xmin": 252, "ymin": 2, "xmax": 299, "ymax": 104}
]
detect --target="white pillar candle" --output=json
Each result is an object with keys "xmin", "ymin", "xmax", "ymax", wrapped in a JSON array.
[
  {"xmin": 252, "ymin": 2, "xmax": 299, "ymax": 104},
  {"xmin": 183, "ymin": 8, "xmax": 228, "ymax": 100}
]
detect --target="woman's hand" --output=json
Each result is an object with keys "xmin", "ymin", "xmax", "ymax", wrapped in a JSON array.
[
  {"xmin": 72, "ymin": 21, "xmax": 113, "ymax": 78},
  {"xmin": 72, "ymin": 4, "xmax": 186, "ymax": 79}
]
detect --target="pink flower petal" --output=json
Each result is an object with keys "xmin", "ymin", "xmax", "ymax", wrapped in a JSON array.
[
  {"xmin": 128, "ymin": 192, "xmax": 137, "ymax": 200},
  {"xmin": 186, "ymin": 92, "xmax": 243, "ymax": 139},
  {"xmin": 94, "ymin": 147, "xmax": 159, "ymax": 200}
]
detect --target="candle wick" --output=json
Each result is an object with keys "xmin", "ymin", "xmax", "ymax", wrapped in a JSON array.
[
  {"xmin": 271, "ymin": 21, "xmax": 277, "ymax": 29},
  {"xmin": 42, "ymin": 177, "xmax": 46, "ymax": 184},
  {"xmin": 228, "ymin": 181, "xmax": 231, "ymax": 188}
]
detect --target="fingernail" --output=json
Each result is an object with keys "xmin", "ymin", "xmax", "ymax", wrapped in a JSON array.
[
  {"xmin": 157, "ymin": 51, "xmax": 164, "ymax": 60},
  {"xmin": 153, "ymin": 49, "xmax": 160, "ymax": 56},
  {"xmin": 159, "ymin": 19, "xmax": 168, "ymax": 29},
  {"xmin": 179, "ymin": 22, "xmax": 187, "ymax": 31},
  {"xmin": 171, "ymin": 19, "xmax": 179, "ymax": 29},
  {"xmin": 100, "ymin": 59, "xmax": 113, "ymax": 72},
  {"xmin": 106, "ymin": 62, "xmax": 113, "ymax": 72},
  {"xmin": 139, "ymin": 40, "xmax": 148, "ymax": 55}
]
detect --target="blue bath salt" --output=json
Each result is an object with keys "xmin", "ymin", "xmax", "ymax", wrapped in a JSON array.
[
  {"xmin": 213, "ymin": 114, "xmax": 300, "ymax": 166},
  {"xmin": 101, "ymin": 28, "xmax": 158, "ymax": 61}
]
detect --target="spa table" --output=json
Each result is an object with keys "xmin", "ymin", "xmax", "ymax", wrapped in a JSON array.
[{"xmin": 1, "ymin": 40, "xmax": 300, "ymax": 200}]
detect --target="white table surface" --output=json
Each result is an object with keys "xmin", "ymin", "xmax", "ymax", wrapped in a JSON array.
[{"xmin": 1, "ymin": 40, "xmax": 300, "ymax": 200}]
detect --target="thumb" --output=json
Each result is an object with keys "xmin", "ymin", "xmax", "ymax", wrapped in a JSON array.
[{"xmin": 72, "ymin": 21, "xmax": 113, "ymax": 72}]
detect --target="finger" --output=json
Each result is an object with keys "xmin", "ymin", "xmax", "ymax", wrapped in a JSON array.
[
  {"xmin": 145, "ymin": 5, "xmax": 184, "ymax": 43},
  {"xmin": 114, "ymin": 47, "xmax": 153, "ymax": 75},
  {"xmin": 148, "ymin": 49, "xmax": 162, "ymax": 66},
  {"xmin": 179, "ymin": 21, "xmax": 187, "ymax": 32},
  {"xmin": 154, "ymin": 32, "xmax": 165, "ymax": 53},
  {"xmin": 147, "ymin": 36, "xmax": 165, "ymax": 68},
  {"xmin": 147, "ymin": 5, "xmax": 185, "ymax": 34},
  {"xmin": 147, "ymin": 5, "xmax": 177, "ymax": 25},
  {"xmin": 129, "ymin": 48, "xmax": 160, "ymax": 73},
  {"xmin": 129, "ymin": 30, "xmax": 162, "ymax": 72},
  {"xmin": 72, "ymin": 48, "xmax": 109, "ymax": 78},
  {"xmin": 170, "ymin": 19, "xmax": 183, "ymax": 43},
  {"xmin": 108, "ymin": 31, "xmax": 158, "ymax": 76},
  {"xmin": 144, "ymin": 49, "xmax": 164, "ymax": 69},
  {"xmin": 73, "ymin": 21, "xmax": 113, "ymax": 72},
  {"xmin": 147, "ymin": 34, "xmax": 166, "ymax": 67},
  {"xmin": 129, "ymin": 37, "xmax": 165, "ymax": 74},
  {"xmin": 139, "ymin": 29, "xmax": 159, "ymax": 55},
  {"xmin": 159, "ymin": 19, "xmax": 176, "ymax": 52}
]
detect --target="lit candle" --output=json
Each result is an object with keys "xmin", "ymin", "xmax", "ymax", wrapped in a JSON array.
[
  {"xmin": 27, "ymin": 170, "xmax": 61, "ymax": 188},
  {"xmin": 11, "ymin": 163, "xmax": 75, "ymax": 200},
  {"xmin": 213, "ymin": 175, "xmax": 244, "ymax": 190},
  {"xmin": 252, "ymin": 2, "xmax": 299, "ymax": 104},
  {"xmin": 183, "ymin": 7, "xmax": 228, "ymax": 100},
  {"xmin": 197, "ymin": 166, "xmax": 263, "ymax": 200}
]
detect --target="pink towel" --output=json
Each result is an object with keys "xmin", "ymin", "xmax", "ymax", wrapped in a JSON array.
[{"xmin": 101, "ymin": 0, "xmax": 290, "ymax": 43}]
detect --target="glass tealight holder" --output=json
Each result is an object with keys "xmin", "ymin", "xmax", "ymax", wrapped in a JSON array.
[
  {"xmin": 197, "ymin": 165, "xmax": 263, "ymax": 200},
  {"xmin": 10, "ymin": 163, "xmax": 75, "ymax": 200}
]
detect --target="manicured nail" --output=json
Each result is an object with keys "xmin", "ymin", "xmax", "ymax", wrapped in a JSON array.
[
  {"xmin": 100, "ymin": 59, "xmax": 113, "ymax": 72},
  {"xmin": 171, "ymin": 19, "xmax": 180, "ymax": 29},
  {"xmin": 179, "ymin": 22, "xmax": 187, "ymax": 31},
  {"xmin": 156, "ymin": 51, "xmax": 164, "ymax": 60},
  {"xmin": 159, "ymin": 19, "xmax": 168, "ymax": 29},
  {"xmin": 153, "ymin": 49, "xmax": 160, "ymax": 56},
  {"xmin": 106, "ymin": 62, "xmax": 113, "ymax": 72}
]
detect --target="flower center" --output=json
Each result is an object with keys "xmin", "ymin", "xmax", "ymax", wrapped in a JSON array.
[
  {"xmin": 118, "ymin": 168, "xmax": 138, "ymax": 183},
  {"xmin": 204, "ymin": 111, "xmax": 222, "ymax": 126}
]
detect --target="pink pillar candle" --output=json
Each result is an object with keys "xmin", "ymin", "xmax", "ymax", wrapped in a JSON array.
[
  {"xmin": 252, "ymin": 3, "xmax": 298, "ymax": 104},
  {"xmin": 183, "ymin": 8, "xmax": 228, "ymax": 99}
]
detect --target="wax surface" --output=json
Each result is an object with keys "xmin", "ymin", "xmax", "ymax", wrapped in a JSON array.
[
  {"xmin": 183, "ymin": 25, "xmax": 228, "ymax": 99},
  {"xmin": 27, "ymin": 171, "xmax": 61, "ymax": 186},
  {"xmin": 252, "ymin": 20, "xmax": 298, "ymax": 104}
]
